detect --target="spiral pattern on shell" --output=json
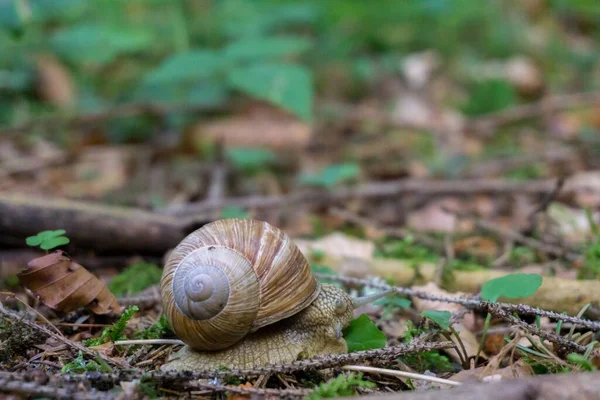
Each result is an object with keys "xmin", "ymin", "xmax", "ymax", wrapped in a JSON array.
[{"xmin": 160, "ymin": 219, "xmax": 320, "ymax": 351}]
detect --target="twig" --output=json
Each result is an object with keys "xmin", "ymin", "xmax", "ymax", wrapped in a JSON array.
[
  {"xmin": 342, "ymin": 365, "xmax": 461, "ymax": 387},
  {"xmin": 488, "ymin": 304, "xmax": 587, "ymax": 354},
  {"xmin": 0, "ymin": 101, "xmax": 224, "ymax": 136},
  {"xmin": 468, "ymin": 91, "xmax": 600, "ymax": 134},
  {"xmin": 473, "ymin": 218, "xmax": 579, "ymax": 261},
  {"xmin": 73, "ymin": 338, "xmax": 453, "ymax": 384},
  {"xmin": 0, "ymin": 302, "xmax": 126, "ymax": 368},
  {"xmin": 0, "ymin": 377, "xmax": 113, "ymax": 400},
  {"xmin": 317, "ymin": 274, "xmax": 600, "ymax": 332},
  {"xmin": 163, "ymin": 178, "xmax": 559, "ymax": 217},
  {"xmin": 329, "ymin": 206, "xmax": 443, "ymax": 250}
]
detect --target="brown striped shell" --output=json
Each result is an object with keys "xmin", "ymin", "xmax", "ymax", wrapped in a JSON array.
[{"xmin": 160, "ymin": 219, "xmax": 320, "ymax": 351}]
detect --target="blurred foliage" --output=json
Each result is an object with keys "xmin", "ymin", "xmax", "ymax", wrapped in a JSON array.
[
  {"xmin": 108, "ymin": 262, "xmax": 162, "ymax": 296},
  {"xmin": 2, "ymin": 0, "xmax": 599, "ymax": 141}
]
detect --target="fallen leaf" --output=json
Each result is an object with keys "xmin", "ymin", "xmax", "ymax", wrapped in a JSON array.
[
  {"xmin": 407, "ymin": 198, "xmax": 460, "ymax": 233},
  {"xmin": 189, "ymin": 104, "xmax": 311, "ymax": 152},
  {"xmin": 451, "ymin": 360, "xmax": 533, "ymax": 382},
  {"xmin": 454, "ymin": 236, "xmax": 499, "ymax": 259},
  {"xmin": 36, "ymin": 54, "xmax": 76, "ymax": 109},
  {"xmin": 18, "ymin": 251, "xmax": 120, "ymax": 314}
]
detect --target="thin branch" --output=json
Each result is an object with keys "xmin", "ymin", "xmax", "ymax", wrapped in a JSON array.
[
  {"xmin": 317, "ymin": 274, "xmax": 600, "ymax": 332},
  {"xmin": 468, "ymin": 91, "xmax": 600, "ymax": 134},
  {"xmin": 163, "ymin": 178, "xmax": 559, "ymax": 217},
  {"xmin": 0, "ymin": 101, "xmax": 224, "ymax": 136}
]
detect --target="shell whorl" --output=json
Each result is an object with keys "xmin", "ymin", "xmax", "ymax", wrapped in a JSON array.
[{"xmin": 161, "ymin": 219, "xmax": 320, "ymax": 351}]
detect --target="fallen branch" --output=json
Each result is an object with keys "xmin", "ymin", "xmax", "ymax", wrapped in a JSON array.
[
  {"xmin": 0, "ymin": 101, "xmax": 224, "ymax": 136},
  {"xmin": 74, "ymin": 338, "xmax": 453, "ymax": 385},
  {"xmin": 0, "ymin": 377, "xmax": 112, "ymax": 400},
  {"xmin": 163, "ymin": 178, "xmax": 559, "ymax": 217},
  {"xmin": 468, "ymin": 91, "xmax": 600, "ymax": 135},
  {"xmin": 318, "ymin": 274, "xmax": 600, "ymax": 332},
  {"xmin": 339, "ymin": 371, "xmax": 600, "ymax": 400},
  {"xmin": 0, "ymin": 194, "xmax": 196, "ymax": 255}
]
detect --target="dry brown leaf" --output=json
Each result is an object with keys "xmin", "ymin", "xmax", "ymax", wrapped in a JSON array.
[
  {"xmin": 451, "ymin": 360, "xmax": 533, "ymax": 383},
  {"xmin": 18, "ymin": 251, "xmax": 120, "ymax": 314},
  {"xmin": 36, "ymin": 54, "xmax": 76, "ymax": 109},
  {"xmin": 454, "ymin": 236, "xmax": 498, "ymax": 259},
  {"xmin": 406, "ymin": 198, "xmax": 460, "ymax": 233},
  {"xmin": 188, "ymin": 104, "xmax": 311, "ymax": 152}
]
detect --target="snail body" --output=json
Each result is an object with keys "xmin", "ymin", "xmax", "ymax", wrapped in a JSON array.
[{"xmin": 160, "ymin": 219, "xmax": 390, "ymax": 370}]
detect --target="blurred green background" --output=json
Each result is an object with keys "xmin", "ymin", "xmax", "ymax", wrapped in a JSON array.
[{"xmin": 1, "ymin": 0, "xmax": 599, "ymax": 143}]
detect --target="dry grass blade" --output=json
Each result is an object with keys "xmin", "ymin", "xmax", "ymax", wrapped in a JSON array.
[{"xmin": 342, "ymin": 365, "xmax": 461, "ymax": 386}]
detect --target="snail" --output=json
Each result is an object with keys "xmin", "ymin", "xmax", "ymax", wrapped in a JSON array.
[{"xmin": 160, "ymin": 219, "xmax": 391, "ymax": 370}]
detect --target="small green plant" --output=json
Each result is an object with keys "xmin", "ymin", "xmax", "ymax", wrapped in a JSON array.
[
  {"xmin": 109, "ymin": 263, "xmax": 162, "ymax": 296},
  {"xmin": 61, "ymin": 351, "xmax": 111, "ymax": 374},
  {"xmin": 26, "ymin": 230, "xmax": 70, "ymax": 251},
  {"xmin": 477, "ymin": 273, "xmax": 543, "ymax": 363},
  {"xmin": 85, "ymin": 306, "xmax": 139, "ymax": 347},
  {"xmin": 401, "ymin": 321, "xmax": 454, "ymax": 372},
  {"xmin": 308, "ymin": 373, "xmax": 375, "ymax": 399},
  {"xmin": 567, "ymin": 353, "xmax": 597, "ymax": 372},
  {"xmin": 299, "ymin": 163, "xmax": 360, "ymax": 188},
  {"xmin": 376, "ymin": 237, "xmax": 438, "ymax": 264},
  {"xmin": 375, "ymin": 295, "xmax": 411, "ymax": 320},
  {"xmin": 135, "ymin": 315, "xmax": 172, "ymax": 340},
  {"xmin": 343, "ymin": 314, "xmax": 387, "ymax": 352},
  {"xmin": 421, "ymin": 310, "xmax": 452, "ymax": 330}
]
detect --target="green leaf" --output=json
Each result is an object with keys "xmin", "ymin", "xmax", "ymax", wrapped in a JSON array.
[
  {"xmin": 299, "ymin": 163, "xmax": 360, "ymax": 188},
  {"xmin": 224, "ymin": 36, "xmax": 312, "ymax": 62},
  {"xmin": 143, "ymin": 50, "xmax": 225, "ymax": 85},
  {"xmin": 344, "ymin": 314, "xmax": 387, "ymax": 352},
  {"xmin": 228, "ymin": 63, "xmax": 313, "ymax": 121},
  {"xmin": 26, "ymin": 230, "xmax": 68, "ymax": 249},
  {"xmin": 51, "ymin": 24, "xmax": 152, "ymax": 65},
  {"xmin": 421, "ymin": 310, "xmax": 452, "ymax": 330},
  {"xmin": 40, "ymin": 236, "xmax": 70, "ymax": 250},
  {"xmin": 225, "ymin": 147, "xmax": 277, "ymax": 171},
  {"xmin": 480, "ymin": 273, "xmax": 543, "ymax": 303}
]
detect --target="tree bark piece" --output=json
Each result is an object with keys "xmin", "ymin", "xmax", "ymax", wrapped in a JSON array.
[
  {"xmin": 0, "ymin": 194, "xmax": 192, "ymax": 255},
  {"xmin": 340, "ymin": 371, "xmax": 600, "ymax": 400}
]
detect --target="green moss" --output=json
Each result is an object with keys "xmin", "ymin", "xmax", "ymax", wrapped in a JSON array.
[
  {"xmin": 61, "ymin": 351, "xmax": 111, "ymax": 374},
  {"xmin": 134, "ymin": 315, "xmax": 172, "ymax": 340},
  {"xmin": 109, "ymin": 262, "xmax": 162, "ymax": 296},
  {"xmin": 85, "ymin": 306, "xmax": 139, "ymax": 346},
  {"xmin": 308, "ymin": 373, "xmax": 375, "ymax": 399}
]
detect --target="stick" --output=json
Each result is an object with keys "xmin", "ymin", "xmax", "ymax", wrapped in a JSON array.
[
  {"xmin": 0, "ymin": 101, "xmax": 224, "ymax": 136},
  {"xmin": 163, "ymin": 178, "xmax": 559, "ymax": 217},
  {"xmin": 0, "ymin": 194, "xmax": 195, "ymax": 254},
  {"xmin": 468, "ymin": 91, "xmax": 600, "ymax": 134}
]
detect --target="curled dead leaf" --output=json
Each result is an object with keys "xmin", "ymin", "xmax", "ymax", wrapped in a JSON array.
[{"xmin": 18, "ymin": 250, "xmax": 120, "ymax": 314}]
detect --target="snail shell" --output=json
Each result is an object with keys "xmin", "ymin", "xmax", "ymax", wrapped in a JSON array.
[{"xmin": 160, "ymin": 219, "xmax": 320, "ymax": 351}]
